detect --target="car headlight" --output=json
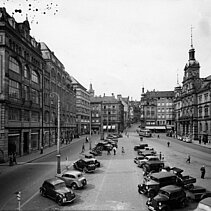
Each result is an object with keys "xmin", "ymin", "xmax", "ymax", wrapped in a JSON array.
[
  {"xmin": 146, "ymin": 186, "xmax": 149, "ymax": 190},
  {"xmin": 158, "ymin": 202, "xmax": 162, "ymax": 206},
  {"xmin": 63, "ymin": 197, "xmax": 66, "ymax": 202}
]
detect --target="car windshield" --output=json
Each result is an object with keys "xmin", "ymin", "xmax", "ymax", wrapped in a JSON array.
[
  {"xmin": 87, "ymin": 161, "xmax": 95, "ymax": 164},
  {"xmin": 54, "ymin": 182, "xmax": 66, "ymax": 190},
  {"xmin": 159, "ymin": 190, "xmax": 170, "ymax": 197}
]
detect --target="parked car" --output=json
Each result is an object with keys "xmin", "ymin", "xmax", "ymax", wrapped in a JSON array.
[
  {"xmin": 137, "ymin": 156, "xmax": 160, "ymax": 168},
  {"xmin": 134, "ymin": 144, "xmax": 148, "ymax": 151},
  {"xmin": 56, "ymin": 170, "xmax": 87, "ymax": 189},
  {"xmin": 138, "ymin": 172, "xmax": 178, "ymax": 197},
  {"xmin": 186, "ymin": 185, "xmax": 211, "ymax": 202},
  {"xmin": 134, "ymin": 155, "xmax": 145, "ymax": 164},
  {"xmin": 137, "ymin": 148, "xmax": 156, "ymax": 156},
  {"xmin": 83, "ymin": 153, "xmax": 95, "ymax": 159},
  {"xmin": 89, "ymin": 148, "xmax": 102, "ymax": 156},
  {"xmin": 40, "ymin": 178, "xmax": 76, "ymax": 205},
  {"xmin": 146, "ymin": 185, "xmax": 187, "ymax": 211},
  {"xmin": 88, "ymin": 158, "xmax": 101, "ymax": 168},
  {"xmin": 142, "ymin": 160, "xmax": 164, "ymax": 175},
  {"xmin": 73, "ymin": 158, "xmax": 96, "ymax": 173},
  {"xmin": 194, "ymin": 197, "xmax": 211, "ymax": 211}
]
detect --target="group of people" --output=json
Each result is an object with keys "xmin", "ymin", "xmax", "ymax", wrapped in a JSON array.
[{"xmin": 107, "ymin": 146, "xmax": 125, "ymax": 155}]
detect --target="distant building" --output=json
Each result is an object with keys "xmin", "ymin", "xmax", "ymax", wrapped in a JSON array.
[
  {"xmin": 174, "ymin": 39, "xmax": 211, "ymax": 142},
  {"xmin": 71, "ymin": 77, "xmax": 90, "ymax": 136},
  {"xmin": 140, "ymin": 88, "xmax": 174, "ymax": 132}
]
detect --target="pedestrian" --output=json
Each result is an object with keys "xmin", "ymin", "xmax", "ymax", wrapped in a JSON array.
[
  {"xmin": 167, "ymin": 142, "xmax": 170, "ymax": 147},
  {"xmin": 121, "ymin": 147, "xmax": 125, "ymax": 154},
  {"xmin": 81, "ymin": 143, "xmax": 85, "ymax": 153},
  {"xmin": 86, "ymin": 136, "xmax": 89, "ymax": 143},
  {"xmin": 157, "ymin": 135, "xmax": 160, "ymax": 138},
  {"xmin": 159, "ymin": 152, "xmax": 162, "ymax": 160},
  {"xmin": 40, "ymin": 145, "xmax": 43, "ymax": 154},
  {"xmin": 9, "ymin": 153, "xmax": 13, "ymax": 166},
  {"xmin": 107, "ymin": 148, "xmax": 111, "ymax": 155},
  {"xmin": 186, "ymin": 154, "xmax": 190, "ymax": 163},
  {"xmin": 13, "ymin": 152, "xmax": 17, "ymax": 165},
  {"xmin": 113, "ymin": 146, "xmax": 117, "ymax": 155},
  {"xmin": 140, "ymin": 136, "xmax": 143, "ymax": 141},
  {"xmin": 200, "ymin": 165, "xmax": 206, "ymax": 179}
]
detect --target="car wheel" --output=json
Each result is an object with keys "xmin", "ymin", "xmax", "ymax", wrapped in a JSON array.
[
  {"xmin": 180, "ymin": 199, "xmax": 187, "ymax": 208},
  {"xmin": 56, "ymin": 196, "xmax": 63, "ymax": 206},
  {"xmin": 40, "ymin": 188, "xmax": 46, "ymax": 197},
  {"xmin": 71, "ymin": 183, "xmax": 78, "ymax": 190}
]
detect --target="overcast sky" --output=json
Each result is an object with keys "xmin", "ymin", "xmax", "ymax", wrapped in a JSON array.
[{"xmin": 2, "ymin": 0, "xmax": 211, "ymax": 100}]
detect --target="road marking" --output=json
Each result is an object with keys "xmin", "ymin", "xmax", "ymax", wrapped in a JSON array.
[{"xmin": 20, "ymin": 191, "xmax": 39, "ymax": 208}]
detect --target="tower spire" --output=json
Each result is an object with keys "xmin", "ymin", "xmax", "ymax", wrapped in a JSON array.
[{"xmin": 190, "ymin": 25, "xmax": 194, "ymax": 48}]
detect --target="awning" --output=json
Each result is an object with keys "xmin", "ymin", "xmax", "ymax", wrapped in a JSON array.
[{"xmin": 145, "ymin": 126, "xmax": 166, "ymax": 130}]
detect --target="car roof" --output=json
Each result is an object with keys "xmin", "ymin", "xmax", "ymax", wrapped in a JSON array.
[
  {"xmin": 160, "ymin": 185, "xmax": 182, "ymax": 193},
  {"xmin": 45, "ymin": 178, "xmax": 64, "ymax": 185},
  {"xmin": 151, "ymin": 172, "xmax": 176, "ymax": 179},
  {"xmin": 146, "ymin": 155, "xmax": 158, "ymax": 159},
  {"xmin": 63, "ymin": 170, "xmax": 83, "ymax": 176},
  {"xmin": 170, "ymin": 167, "xmax": 184, "ymax": 174}
]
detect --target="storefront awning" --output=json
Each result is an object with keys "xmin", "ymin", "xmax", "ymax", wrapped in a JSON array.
[{"xmin": 145, "ymin": 126, "xmax": 166, "ymax": 130}]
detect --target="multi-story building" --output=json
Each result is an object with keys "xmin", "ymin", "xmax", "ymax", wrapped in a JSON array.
[
  {"xmin": 0, "ymin": 8, "xmax": 45, "ymax": 162},
  {"xmin": 117, "ymin": 95, "xmax": 130, "ymax": 129},
  {"xmin": 0, "ymin": 8, "xmax": 77, "ymax": 162},
  {"xmin": 140, "ymin": 88, "xmax": 174, "ymax": 132},
  {"xmin": 102, "ymin": 93, "xmax": 124, "ymax": 133},
  {"xmin": 71, "ymin": 77, "xmax": 90, "ymax": 136},
  {"xmin": 129, "ymin": 100, "xmax": 141, "ymax": 123},
  {"xmin": 174, "ymin": 40, "xmax": 211, "ymax": 142},
  {"xmin": 40, "ymin": 43, "xmax": 76, "ymax": 146}
]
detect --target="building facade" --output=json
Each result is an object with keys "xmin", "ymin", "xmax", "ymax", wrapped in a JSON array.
[
  {"xmin": 71, "ymin": 77, "xmax": 91, "ymax": 136},
  {"xmin": 40, "ymin": 43, "xmax": 76, "ymax": 146},
  {"xmin": 140, "ymin": 88, "xmax": 174, "ymax": 132},
  {"xmin": 174, "ymin": 42, "xmax": 211, "ymax": 142},
  {"xmin": 0, "ymin": 8, "xmax": 45, "ymax": 161}
]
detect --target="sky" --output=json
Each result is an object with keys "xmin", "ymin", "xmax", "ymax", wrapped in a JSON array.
[{"xmin": 1, "ymin": 0, "xmax": 211, "ymax": 101}]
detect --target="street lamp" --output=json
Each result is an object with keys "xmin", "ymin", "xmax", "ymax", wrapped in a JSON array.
[{"xmin": 50, "ymin": 92, "xmax": 61, "ymax": 174}]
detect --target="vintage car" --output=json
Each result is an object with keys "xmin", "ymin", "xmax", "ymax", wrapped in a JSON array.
[
  {"xmin": 137, "ymin": 156, "xmax": 160, "ymax": 168},
  {"xmin": 56, "ymin": 170, "xmax": 87, "ymax": 189},
  {"xmin": 73, "ymin": 158, "xmax": 96, "ymax": 173},
  {"xmin": 142, "ymin": 160, "xmax": 164, "ymax": 175},
  {"xmin": 95, "ymin": 141, "xmax": 113, "ymax": 151},
  {"xmin": 194, "ymin": 197, "xmax": 211, "ymax": 211},
  {"xmin": 134, "ymin": 143, "xmax": 148, "ymax": 151},
  {"xmin": 89, "ymin": 148, "xmax": 102, "ymax": 156},
  {"xmin": 40, "ymin": 178, "xmax": 76, "ymax": 205},
  {"xmin": 137, "ymin": 149, "xmax": 156, "ymax": 156},
  {"xmin": 146, "ymin": 185, "xmax": 187, "ymax": 211},
  {"xmin": 186, "ymin": 185, "xmax": 211, "ymax": 202},
  {"xmin": 134, "ymin": 155, "xmax": 145, "ymax": 164},
  {"xmin": 138, "ymin": 172, "xmax": 178, "ymax": 197}
]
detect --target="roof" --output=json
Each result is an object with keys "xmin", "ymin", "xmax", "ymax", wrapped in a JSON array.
[
  {"xmin": 160, "ymin": 185, "xmax": 182, "ymax": 193},
  {"xmin": 45, "ymin": 178, "xmax": 64, "ymax": 185},
  {"xmin": 143, "ymin": 90, "xmax": 174, "ymax": 99},
  {"xmin": 63, "ymin": 170, "xmax": 82, "ymax": 176},
  {"xmin": 151, "ymin": 172, "xmax": 176, "ymax": 179}
]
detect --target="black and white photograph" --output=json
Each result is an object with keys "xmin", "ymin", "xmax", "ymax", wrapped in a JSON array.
[{"xmin": 0, "ymin": 0, "xmax": 210, "ymax": 210}]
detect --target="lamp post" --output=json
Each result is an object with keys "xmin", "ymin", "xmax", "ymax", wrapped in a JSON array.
[
  {"xmin": 89, "ymin": 106, "xmax": 92, "ymax": 150},
  {"xmin": 51, "ymin": 92, "xmax": 61, "ymax": 174}
]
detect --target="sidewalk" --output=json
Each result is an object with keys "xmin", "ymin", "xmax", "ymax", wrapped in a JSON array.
[{"xmin": 0, "ymin": 135, "xmax": 90, "ymax": 176}]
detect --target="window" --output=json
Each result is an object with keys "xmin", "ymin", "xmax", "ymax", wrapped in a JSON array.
[
  {"xmin": 9, "ymin": 79, "xmax": 20, "ymax": 99},
  {"xmin": 23, "ymin": 110, "xmax": 30, "ymax": 121},
  {"xmin": 31, "ymin": 111, "xmax": 39, "ymax": 122},
  {"xmin": 9, "ymin": 57, "xmax": 20, "ymax": 74},
  {"xmin": 24, "ymin": 65, "xmax": 30, "ymax": 79},
  {"xmin": 23, "ymin": 85, "xmax": 30, "ymax": 101},
  {"xmin": 8, "ymin": 107, "xmax": 20, "ymax": 120},
  {"xmin": 204, "ymin": 93, "xmax": 208, "ymax": 102},
  {"xmin": 198, "ymin": 107, "xmax": 202, "ymax": 117},
  {"xmin": 31, "ymin": 88, "xmax": 39, "ymax": 104},
  {"xmin": 32, "ymin": 70, "xmax": 39, "ymax": 83},
  {"xmin": 198, "ymin": 95, "xmax": 202, "ymax": 103},
  {"xmin": 204, "ymin": 106, "xmax": 209, "ymax": 117}
]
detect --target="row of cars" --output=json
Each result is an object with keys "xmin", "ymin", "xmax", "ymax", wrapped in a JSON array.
[
  {"xmin": 133, "ymin": 143, "xmax": 211, "ymax": 211},
  {"xmin": 39, "ymin": 133, "xmax": 121, "ymax": 206}
]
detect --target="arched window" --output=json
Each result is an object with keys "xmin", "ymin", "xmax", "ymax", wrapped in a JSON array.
[
  {"xmin": 24, "ymin": 65, "xmax": 30, "ymax": 79},
  {"xmin": 32, "ymin": 70, "xmax": 39, "ymax": 83},
  {"xmin": 9, "ymin": 57, "xmax": 20, "ymax": 74}
]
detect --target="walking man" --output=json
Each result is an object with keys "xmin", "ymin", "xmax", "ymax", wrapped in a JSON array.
[
  {"xmin": 186, "ymin": 154, "xmax": 190, "ymax": 163},
  {"xmin": 13, "ymin": 152, "xmax": 17, "ymax": 165},
  {"xmin": 113, "ymin": 146, "xmax": 117, "ymax": 155},
  {"xmin": 81, "ymin": 143, "xmax": 85, "ymax": 153},
  {"xmin": 200, "ymin": 165, "xmax": 206, "ymax": 179},
  {"xmin": 159, "ymin": 152, "xmax": 162, "ymax": 160},
  {"xmin": 167, "ymin": 142, "xmax": 170, "ymax": 147}
]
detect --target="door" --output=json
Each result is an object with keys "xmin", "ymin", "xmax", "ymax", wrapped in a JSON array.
[{"xmin": 23, "ymin": 132, "xmax": 29, "ymax": 154}]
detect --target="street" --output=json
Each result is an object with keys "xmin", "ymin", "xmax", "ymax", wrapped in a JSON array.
[{"xmin": 0, "ymin": 124, "xmax": 210, "ymax": 211}]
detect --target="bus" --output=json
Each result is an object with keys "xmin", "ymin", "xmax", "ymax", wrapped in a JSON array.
[{"xmin": 138, "ymin": 129, "xmax": 152, "ymax": 137}]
